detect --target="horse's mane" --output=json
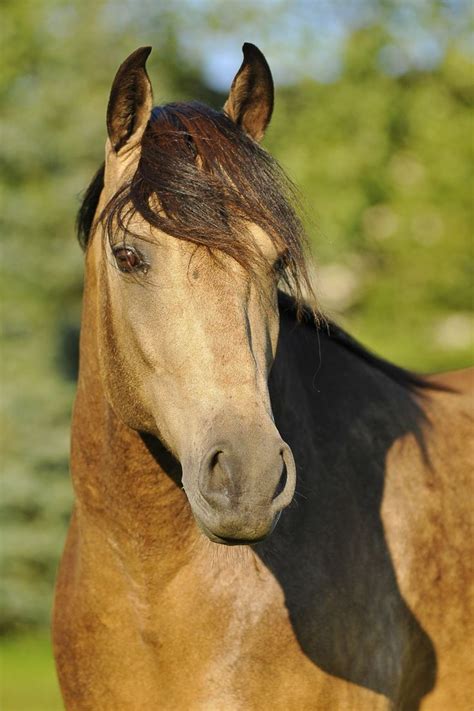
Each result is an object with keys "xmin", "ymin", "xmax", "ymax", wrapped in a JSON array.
[
  {"xmin": 277, "ymin": 291, "xmax": 435, "ymax": 391},
  {"xmin": 77, "ymin": 101, "xmax": 311, "ymax": 303}
]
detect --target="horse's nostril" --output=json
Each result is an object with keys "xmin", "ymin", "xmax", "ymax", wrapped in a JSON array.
[
  {"xmin": 272, "ymin": 457, "xmax": 287, "ymax": 500},
  {"xmin": 210, "ymin": 450, "xmax": 221, "ymax": 470},
  {"xmin": 207, "ymin": 450, "xmax": 231, "ymax": 498},
  {"xmin": 199, "ymin": 441, "xmax": 296, "ymax": 514}
]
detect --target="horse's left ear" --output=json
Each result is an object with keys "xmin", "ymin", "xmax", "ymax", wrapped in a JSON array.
[
  {"xmin": 107, "ymin": 46, "xmax": 153, "ymax": 154},
  {"xmin": 223, "ymin": 43, "xmax": 274, "ymax": 142}
]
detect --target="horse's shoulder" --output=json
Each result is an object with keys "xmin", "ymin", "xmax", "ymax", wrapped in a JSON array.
[{"xmin": 384, "ymin": 368, "xmax": 473, "ymax": 484}]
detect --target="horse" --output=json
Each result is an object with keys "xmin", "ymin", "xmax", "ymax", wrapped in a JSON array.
[{"xmin": 52, "ymin": 44, "xmax": 473, "ymax": 710}]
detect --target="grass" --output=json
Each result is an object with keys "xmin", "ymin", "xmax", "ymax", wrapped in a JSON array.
[{"xmin": 0, "ymin": 634, "xmax": 63, "ymax": 711}]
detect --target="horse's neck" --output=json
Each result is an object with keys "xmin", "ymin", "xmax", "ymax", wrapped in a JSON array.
[{"xmin": 71, "ymin": 274, "xmax": 199, "ymax": 571}]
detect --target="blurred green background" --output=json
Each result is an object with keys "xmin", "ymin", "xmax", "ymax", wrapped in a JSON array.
[{"xmin": 1, "ymin": 0, "xmax": 473, "ymax": 708}]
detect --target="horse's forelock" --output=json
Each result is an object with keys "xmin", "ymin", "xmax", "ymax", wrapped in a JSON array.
[{"xmin": 78, "ymin": 101, "xmax": 315, "ymax": 309}]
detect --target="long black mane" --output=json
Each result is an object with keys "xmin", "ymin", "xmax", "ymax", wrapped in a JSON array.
[{"xmin": 277, "ymin": 292, "xmax": 433, "ymax": 391}]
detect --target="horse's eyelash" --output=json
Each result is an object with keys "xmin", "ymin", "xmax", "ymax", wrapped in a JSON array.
[{"xmin": 274, "ymin": 250, "xmax": 290, "ymax": 272}]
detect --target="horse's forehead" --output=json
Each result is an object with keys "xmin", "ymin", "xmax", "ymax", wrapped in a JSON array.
[
  {"xmin": 111, "ymin": 220, "xmax": 245, "ymax": 286},
  {"xmin": 117, "ymin": 212, "xmax": 276, "ymax": 272}
]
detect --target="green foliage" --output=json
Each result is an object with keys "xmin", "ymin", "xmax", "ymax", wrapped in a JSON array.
[
  {"xmin": 267, "ymin": 29, "xmax": 473, "ymax": 370},
  {"xmin": 0, "ymin": 634, "xmax": 62, "ymax": 710},
  {"xmin": 1, "ymin": 1, "xmax": 472, "ymax": 633}
]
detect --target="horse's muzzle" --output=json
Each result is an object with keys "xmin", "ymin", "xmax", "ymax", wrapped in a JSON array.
[{"xmin": 183, "ymin": 436, "xmax": 296, "ymax": 544}]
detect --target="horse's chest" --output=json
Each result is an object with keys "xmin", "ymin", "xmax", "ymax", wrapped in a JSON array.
[
  {"xmin": 56, "ymin": 537, "xmax": 398, "ymax": 710},
  {"xmin": 130, "ymin": 563, "xmax": 392, "ymax": 711}
]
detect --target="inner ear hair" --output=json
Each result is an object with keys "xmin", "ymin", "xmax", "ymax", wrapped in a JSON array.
[
  {"xmin": 224, "ymin": 43, "xmax": 274, "ymax": 143},
  {"xmin": 107, "ymin": 46, "xmax": 153, "ymax": 153}
]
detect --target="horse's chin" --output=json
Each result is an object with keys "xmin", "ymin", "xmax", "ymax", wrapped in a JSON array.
[{"xmin": 193, "ymin": 510, "xmax": 281, "ymax": 546}]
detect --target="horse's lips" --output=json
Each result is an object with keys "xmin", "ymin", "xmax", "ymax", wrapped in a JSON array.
[{"xmin": 193, "ymin": 509, "xmax": 282, "ymax": 546}]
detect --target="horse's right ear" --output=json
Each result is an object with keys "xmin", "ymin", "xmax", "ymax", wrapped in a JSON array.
[{"xmin": 107, "ymin": 47, "xmax": 153, "ymax": 154}]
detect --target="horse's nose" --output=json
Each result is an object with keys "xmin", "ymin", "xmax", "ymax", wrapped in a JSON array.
[{"xmin": 194, "ymin": 439, "xmax": 296, "ymax": 542}]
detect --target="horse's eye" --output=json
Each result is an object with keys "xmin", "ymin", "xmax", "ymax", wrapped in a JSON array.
[
  {"xmin": 113, "ymin": 246, "xmax": 145, "ymax": 273},
  {"xmin": 273, "ymin": 252, "xmax": 289, "ymax": 275}
]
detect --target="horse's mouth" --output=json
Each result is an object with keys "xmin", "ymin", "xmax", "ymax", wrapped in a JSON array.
[
  {"xmin": 195, "ymin": 511, "xmax": 281, "ymax": 546},
  {"xmin": 202, "ymin": 528, "xmax": 268, "ymax": 546}
]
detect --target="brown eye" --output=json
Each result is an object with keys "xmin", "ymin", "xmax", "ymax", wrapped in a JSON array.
[
  {"xmin": 273, "ymin": 251, "xmax": 289, "ymax": 275},
  {"xmin": 112, "ymin": 246, "xmax": 146, "ymax": 273}
]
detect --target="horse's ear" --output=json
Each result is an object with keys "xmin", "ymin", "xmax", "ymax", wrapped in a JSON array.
[
  {"xmin": 107, "ymin": 46, "xmax": 153, "ymax": 154},
  {"xmin": 223, "ymin": 43, "xmax": 274, "ymax": 142}
]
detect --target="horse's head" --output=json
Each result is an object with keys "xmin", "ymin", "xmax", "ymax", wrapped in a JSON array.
[{"xmin": 81, "ymin": 45, "xmax": 311, "ymax": 545}]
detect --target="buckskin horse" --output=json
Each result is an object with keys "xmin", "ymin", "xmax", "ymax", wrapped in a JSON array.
[{"xmin": 52, "ymin": 44, "xmax": 473, "ymax": 710}]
